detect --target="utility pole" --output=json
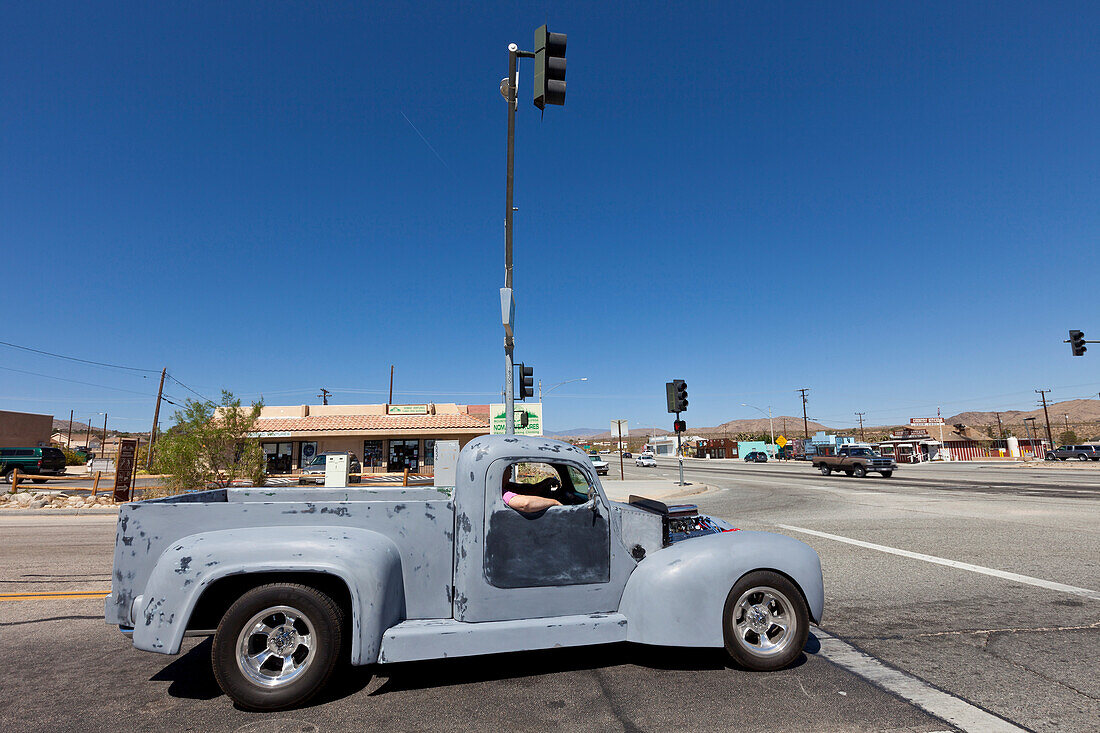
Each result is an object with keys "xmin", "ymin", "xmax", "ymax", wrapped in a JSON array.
[
  {"xmin": 102, "ymin": 413, "xmax": 108, "ymax": 460},
  {"xmin": 147, "ymin": 368, "xmax": 167, "ymax": 470},
  {"xmin": 994, "ymin": 411, "xmax": 1004, "ymax": 439},
  {"xmin": 1064, "ymin": 413, "xmax": 1070, "ymax": 435},
  {"xmin": 798, "ymin": 388, "xmax": 810, "ymax": 439},
  {"xmin": 855, "ymin": 412, "xmax": 866, "ymax": 441},
  {"xmin": 388, "ymin": 366, "xmax": 394, "ymax": 405},
  {"xmin": 1036, "ymin": 389, "xmax": 1054, "ymax": 448},
  {"xmin": 67, "ymin": 410, "xmax": 74, "ymax": 448},
  {"xmin": 318, "ymin": 388, "xmax": 330, "ymax": 406}
]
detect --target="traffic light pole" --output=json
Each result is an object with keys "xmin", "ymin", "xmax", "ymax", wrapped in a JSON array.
[
  {"xmin": 676, "ymin": 413, "xmax": 685, "ymax": 486},
  {"xmin": 503, "ymin": 43, "xmax": 536, "ymax": 435}
]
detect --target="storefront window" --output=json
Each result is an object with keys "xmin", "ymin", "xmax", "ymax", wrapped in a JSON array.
[
  {"xmin": 388, "ymin": 439, "xmax": 419, "ymax": 472},
  {"xmin": 299, "ymin": 442, "xmax": 318, "ymax": 469},
  {"xmin": 362, "ymin": 440, "xmax": 383, "ymax": 471},
  {"xmin": 423, "ymin": 440, "xmax": 435, "ymax": 467}
]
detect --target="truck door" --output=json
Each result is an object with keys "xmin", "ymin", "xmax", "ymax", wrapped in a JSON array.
[{"xmin": 454, "ymin": 457, "xmax": 626, "ymax": 623}]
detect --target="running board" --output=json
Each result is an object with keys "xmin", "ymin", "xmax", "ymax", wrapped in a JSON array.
[{"xmin": 378, "ymin": 612, "xmax": 628, "ymax": 664}]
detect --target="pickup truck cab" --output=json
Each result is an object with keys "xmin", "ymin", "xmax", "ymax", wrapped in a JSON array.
[
  {"xmin": 813, "ymin": 444, "xmax": 895, "ymax": 478},
  {"xmin": 106, "ymin": 435, "xmax": 823, "ymax": 710}
]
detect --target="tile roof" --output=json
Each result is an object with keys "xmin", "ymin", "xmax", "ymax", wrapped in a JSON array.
[{"xmin": 252, "ymin": 413, "xmax": 490, "ymax": 433}]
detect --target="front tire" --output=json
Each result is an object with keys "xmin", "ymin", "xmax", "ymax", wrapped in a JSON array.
[
  {"xmin": 212, "ymin": 583, "xmax": 344, "ymax": 711},
  {"xmin": 722, "ymin": 571, "xmax": 809, "ymax": 671},
  {"xmin": 852, "ymin": 465, "xmax": 867, "ymax": 478},
  {"xmin": 881, "ymin": 471, "xmax": 893, "ymax": 478},
  {"xmin": 1045, "ymin": 452, "xmax": 1056, "ymax": 461},
  {"xmin": 32, "ymin": 478, "xmax": 48, "ymax": 484}
]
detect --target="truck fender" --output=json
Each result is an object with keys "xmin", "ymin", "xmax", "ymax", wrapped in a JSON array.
[
  {"xmin": 618, "ymin": 530, "xmax": 823, "ymax": 648},
  {"xmin": 132, "ymin": 526, "xmax": 405, "ymax": 665}
]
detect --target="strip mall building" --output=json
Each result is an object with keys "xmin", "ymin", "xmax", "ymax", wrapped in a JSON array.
[{"xmin": 250, "ymin": 403, "xmax": 490, "ymax": 474}]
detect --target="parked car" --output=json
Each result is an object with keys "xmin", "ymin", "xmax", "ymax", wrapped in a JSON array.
[
  {"xmin": 635, "ymin": 454, "xmax": 657, "ymax": 467},
  {"xmin": 0, "ymin": 447, "xmax": 67, "ymax": 484},
  {"xmin": 589, "ymin": 454, "xmax": 610, "ymax": 475},
  {"xmin": 813, "ymin": 445, "xmax": 896, "ymax": 478},
  {"xmin": 623, "ymin": 452, "xmax": 632, "ymax": 458},
  {"xmin": 599, "ymin": 449, "xmax": 611, "ymax": 454},
  {"xmin": 106, "ymin": 434, "xmax": 823, "ymax": 710},
  {"xmin": 743, "ymin": 451, "xmax": 768, "ymax": 463},
  {"xmin": 1045, "ymin": 445, "xmax": 1100, "ymax": 461},
  {"xmin": 298, "ymin": 452, "xmax": 362, "ymax": 484}
]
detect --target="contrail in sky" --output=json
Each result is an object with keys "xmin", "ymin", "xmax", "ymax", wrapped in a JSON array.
[{"xmin": 400, "ymin": 111, "xmax": 451, "ymax": 170}]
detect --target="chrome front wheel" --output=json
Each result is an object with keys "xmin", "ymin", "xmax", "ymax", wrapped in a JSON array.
[{"xmin": 723, "ymin": 571, "xmax": 809, "ymax": 670}]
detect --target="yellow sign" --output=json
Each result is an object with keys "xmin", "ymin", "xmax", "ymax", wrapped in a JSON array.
[
  {"xmin": 388, "ymin": 404, "xmax": 428, "ymax": 415},
  {"xmin": 776, "ymin": 435, "xmax": 788, "ymax": 448}
]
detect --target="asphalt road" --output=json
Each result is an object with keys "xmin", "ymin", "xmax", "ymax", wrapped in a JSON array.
[{"xmin": 1, "ymin": 457, "xmax": 1096, "ymax": 732}]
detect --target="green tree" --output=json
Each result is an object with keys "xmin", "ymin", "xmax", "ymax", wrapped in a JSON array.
[
  {"xmin": 153, "ymin": 391, "xmax": 265, "ymax": 493},
  {"xmin": 1058, "ymin": 430, "xmax": 1079, "ymax": 446}
]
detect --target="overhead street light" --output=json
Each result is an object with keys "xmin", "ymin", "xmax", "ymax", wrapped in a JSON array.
[
  {"xmin": 741, "ymin": 403, "xmax": 774, "ymax": 445},
  {"xmin": 539, "ymin": 377, "xmax": 587, "ymax": 402}
]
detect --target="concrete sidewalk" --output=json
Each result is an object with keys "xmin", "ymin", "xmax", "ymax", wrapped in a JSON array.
[{"xmin": 598, "ymin": 478, "xmax": 714, "ymax": 503}]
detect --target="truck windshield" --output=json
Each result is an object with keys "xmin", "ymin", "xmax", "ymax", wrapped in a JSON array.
[{"xmin": 848, "ymin": 449, "xmax": 874, "ymax": 457}]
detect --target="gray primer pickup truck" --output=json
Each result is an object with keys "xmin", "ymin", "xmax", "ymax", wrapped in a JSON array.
[
  {"xmin": 107, "ymin": 435, "xmax": 824, "ymax": 710},
  {"xmin": 813, "ymin": 444, "xmax": 896, "ymax": 478}
]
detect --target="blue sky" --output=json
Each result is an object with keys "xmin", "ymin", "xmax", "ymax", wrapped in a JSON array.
[{"xmin": 2, "ymin": 1, "xmax": 1098, "ymax": 434}]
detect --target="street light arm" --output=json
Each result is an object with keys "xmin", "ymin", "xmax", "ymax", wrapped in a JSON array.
[{"xmin": 543, "ymin": 377, "xmax": 588, "ymax": 397}]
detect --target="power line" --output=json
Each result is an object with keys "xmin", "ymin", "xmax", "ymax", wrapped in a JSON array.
[
  {"xmin": 0, "ymin": 365, "xmax": 160, "ymax": 398},
  {"xmin": 0, "ymin": 340, "xmax": 158, "ymax": 373},
  {"xmin": 166, "ymin": 374, "xmax": 212, "ymax": 403}
]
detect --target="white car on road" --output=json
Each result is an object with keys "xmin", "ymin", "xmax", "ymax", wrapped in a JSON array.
[
  {"xmin": 588, "ymin": 454, "xmax": 610, "ymax": 475},
  {"xmin": 635, "ymin": 454, "xmax": 657, "ymax": 467}
]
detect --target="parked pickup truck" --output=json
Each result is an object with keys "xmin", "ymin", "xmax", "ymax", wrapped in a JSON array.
[
  {"xmin": 813, "ymin": 444, "xmax": 896, "ymax": 478},
  {"xmin": 107, "ymin": 435, "xmax": 824, "ymax": 710}
]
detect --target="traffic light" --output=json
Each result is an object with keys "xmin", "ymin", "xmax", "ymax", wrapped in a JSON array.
[
  {"xmin": 518, "ymin": 363, "xmax": 534, "ymax": 400},
  {"xmin": 1069, "ymin": 330, "xmax": 1087, "ymax": 357},
  {"xmin": 673, "ymin": 419, "xmax": 686, "ymax": 433},
  {"xmin": 665, "ymin": 379, "xmax": 689, "ymax": 413},
  {"xmin": 533, "ymin": 25, "xmax": 567, "ymax": 110},
  {"xmin": 516, "ymin": 410, "xmax": 529, "ymax": 428}
]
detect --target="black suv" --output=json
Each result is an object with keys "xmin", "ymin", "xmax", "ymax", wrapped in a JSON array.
[
  {"xmin": 743, "ymin": 451, "xmax": 768, "ymax": 463},
  {"xmin": 1, "ymin": 447, "xmax": 67, "ymax": 483},
  {"xmin": 1045, "ymin": 445, "xmax": 1100, "ymax": 461}
]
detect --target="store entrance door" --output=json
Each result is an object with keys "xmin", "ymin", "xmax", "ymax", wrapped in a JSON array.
[
  {"xmin": 262, "ymin": 442, "xmax": 294, "ymax": 474},
  {"xmin": 388, "ymin": 440, "xmax": 419, "ymax": 472}
]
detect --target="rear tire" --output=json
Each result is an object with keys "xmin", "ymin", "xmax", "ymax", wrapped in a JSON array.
[
  {"xmin": 852, "ymin": 465, "xmax": 867, "ymax": 478},
  {"xmin": 819, "ymin": 465, "xmax": 831, "ymax": 475},
  {"xmin": 211, "ymin": 583, "xmax": 344, "ymax": 711},
  {"xmin": 1078, "ymin": 454, "xmax": 1089, "ymax": 461},
  {"xmin": 722, "ymin": 570, "xmax": 809, "ymax": 671}
]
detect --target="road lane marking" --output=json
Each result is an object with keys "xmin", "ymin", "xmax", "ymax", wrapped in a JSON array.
[
  {"xmin": 0, "ymin": 590, "xmax": 110, "ymax": 602},
  {"xmin": 779, "ymin": 524, "xmax": 1100, "ymax": 601},
  {"xmin": 812, "ymin": 630, "xmax": 1025, "ymax": 732}
]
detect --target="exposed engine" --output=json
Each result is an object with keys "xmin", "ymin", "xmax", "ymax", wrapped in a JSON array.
[{"xmin": 628, "ymin": 496, "xmax": 737, "ymax": 545}]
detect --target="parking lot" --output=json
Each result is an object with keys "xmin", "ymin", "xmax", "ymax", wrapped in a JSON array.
[{"xmin": 1, "ymin": 458, "xmax": 1097, "ymax": 732}]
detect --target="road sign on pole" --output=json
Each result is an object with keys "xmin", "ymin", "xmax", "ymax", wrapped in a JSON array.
[
  {"xmin": 776, "ymin": 435, "xmax": 788, "ymax": 448},
  {"xmin": 611, "ymin": 419, "xmax": 628, "ymax": 481}
]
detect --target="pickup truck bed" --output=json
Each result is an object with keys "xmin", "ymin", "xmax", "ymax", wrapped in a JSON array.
[{"xmin": 107, "ymin": 487, "xmax": 455, "ymax": 653}]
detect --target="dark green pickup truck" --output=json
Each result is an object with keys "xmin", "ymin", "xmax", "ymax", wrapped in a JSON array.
[{"xmin": 1, "ymin": 446, "xmax": 67, "ymax": 483}]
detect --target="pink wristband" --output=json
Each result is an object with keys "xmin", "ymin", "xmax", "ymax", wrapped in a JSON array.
[{"xmin": 503, "ymin": 491, "xmax": 518, "ymax": 504}]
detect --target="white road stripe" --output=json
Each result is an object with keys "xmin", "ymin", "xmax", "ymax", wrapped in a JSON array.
[
  {"xmin": 812, "ymin": 630, "xmax": 1025, "ymax": 732},
  {"xmin": 779, "ymin": 524, "xmax": 1100, "ymax": 601}
]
